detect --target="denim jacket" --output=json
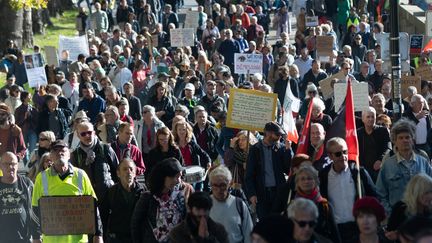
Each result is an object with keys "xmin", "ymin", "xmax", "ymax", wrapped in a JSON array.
[{"xmin": 376, "ymin": 152, "xmax": 432, "ymax": 213}]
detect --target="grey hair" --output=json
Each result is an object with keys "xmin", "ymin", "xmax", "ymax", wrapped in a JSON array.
[
  {"xmin": 142, "ymin": 105, "xmax": 156, "ymax": 116},
  {"xmin": 390, "ymin": 118, "xmax": 416, "ymax": 143},
  {"xmin": 411, "ymin": 94, "xmax": 424, "ymax": 103},
  {"xmin": 194, "ymin": 105, "xmax": 207, "ymax": 116},
  {"xmin": 106, "ymin": 105, "xmax": 119, "ymax": 117},
  {"xmin": 362, "ymin": 106, "xmax": 376, "ymax": 117},
  {"xmin": 39, "ymin": 131, "xmax": 56, "ymax": 143},
  {"xmin": 326, "ymin": 137, "xmax": 347, "ymax": 151},
  {"xmin": 287, "ymin": 198, "xmax": 319, "ymax": 220},
  {"xmin": 312, "ymin": 98, "xmax": 326, "ymax": 111},
  {"xmin": 407, "ymin": 86, "xmax": 417, "ymax": 96},
  {"xmin": 372, "ymin": 93, "xmax": 385, "ymax": 103},
  {"xmin": 209, "ymin": 165, "xmax": 232, "ymax": 183},
  {"xmin": 295, "ymin": 164, "xmax": 319, "ymax": 187},
  {"xmin": 175, "ymin": 104, "xmax": 190, "ymax": 116}
]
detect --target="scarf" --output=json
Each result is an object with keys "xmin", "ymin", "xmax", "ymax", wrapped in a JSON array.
[
  {"xmin": 79, "ymin": 137, "xmax": 97, "ymax": 166},
  {"xmin": 311, "ymin": 144, "xmax": 325, "ymax": 162},
  {"xmin": 295, "ymin": 187, "xmax": 326, "ymax": 204},
  {"xmin": 152, "ymin": 187, "xmax": 185, "ymax": 242}
]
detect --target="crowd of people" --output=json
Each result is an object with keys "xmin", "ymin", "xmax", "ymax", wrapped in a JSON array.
[{"xmin": 1, "ymin": 0, "xmax": 432, "ymax": 242}]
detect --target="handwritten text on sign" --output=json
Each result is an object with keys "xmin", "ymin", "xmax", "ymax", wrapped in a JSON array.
[
  {"xmin": 24, "ymin": 53, "xmax": 48, "ymax": 88},
  {"xmin": 334, "ymin": 82, "xmax": 369, "ymax": 111},
  {"xmin": 226, "ymin": 88, "xmax": 277, "ymax": 132},
  {"xmin": 58, "ymin": 35, "xmax": 89, "ymax": 61},
  {"xmin": 39, "ymin": 196, "xmax": 95, "ymax": 235},
  {"xmin": 170, "ymin": 28, "xmax": 195, "ymax": 47},
  {"xmin": 401, "ymin": 76, "xmax": 421, "ymax": 98},
  {"xmin": 234, "ymin": 53, "xmax": 263, "ymax": 74}
]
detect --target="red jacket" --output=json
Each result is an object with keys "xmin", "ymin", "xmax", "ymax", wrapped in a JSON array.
[{"xmin": 111, "ymin": 140, "xmax": 146, "ymax": 175}]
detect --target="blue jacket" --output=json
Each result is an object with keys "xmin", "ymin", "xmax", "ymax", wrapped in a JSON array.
[
  {"xmin": 376, "ymin": 152, "xmax": 432, "ymax": 213},
  {"xmin": 77, "ymin": 94, "xmax": 106, "ymax": 123}
]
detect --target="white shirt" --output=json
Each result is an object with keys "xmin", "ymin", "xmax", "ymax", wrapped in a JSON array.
[
  {"xmin": 327, "ymin": 166, "xmax": 356, "ymax": 224},
  {"xmin": 415, "ymin": 115, "xmax": 428, "ymax": 144},
  {"xmin": 293, "ymin": 56, "xmax": 313, "ymax": 79}
]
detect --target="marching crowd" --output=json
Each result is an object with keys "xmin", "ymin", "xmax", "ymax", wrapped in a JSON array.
[{"xmin": 1, "ymin": 0, "xmax": 432, "ymax": 242}]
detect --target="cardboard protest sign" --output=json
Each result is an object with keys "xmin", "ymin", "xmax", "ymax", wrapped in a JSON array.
[
  {"xmin": 226, "ymin": 88, "xmax": 277, "ymax": 132},
  {"xmin": 44, "ymin": 46, "xmax": 58, "ymax": 67},
  {"xmin": 184, "ymin": 11, "xmax": 200, "ymax": 28},
  {"xmin": 234, "ymin": 53, "xmax": 263, "ymax": 74},
  {"xmin": 39, "ymin": 196, "xmax": 95, "ymax": 235},
  {"xmin": 316, "ymin": 35, "xmax": 334, "ymax": 60},
  {"xmin": 401, "ymin": 75, "xmax": 421, "ymax": 98},
  {"xmin": 318, "ymin": 72, "xmax": 346, "ymax": 100},
  {"xmin": 334, "ymin": 82, "xmax": 369, "ymax": 111},
  {"xmin": 305, "ymin": 16, "xmax": 319, "ymax": 27},
  {"xmin": 24, "ymin": 53, "xmax": 48, "ymax": 88},
  {"xmin": 170, "ymin": 28, "xmax": 195, "ymax": 47},
  {"xmin": 375, "ymin": 32, "xmax": 409, "ymax": 61},
  {"xmin": 415, "ymin": 65, "xmax": 432, "ymax": 81},
  {"xmin": 410, "ymin": 35, "xmax": 424, "ymax": 55},
  {"xmin": 58, "ymin": 35, "xmax": 89, "ymax": 61}
]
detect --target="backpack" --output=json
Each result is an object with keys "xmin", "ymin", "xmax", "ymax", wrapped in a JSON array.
[{"xmin": 230, "ymin": 187, "xmax": 256, "ymax": 225}]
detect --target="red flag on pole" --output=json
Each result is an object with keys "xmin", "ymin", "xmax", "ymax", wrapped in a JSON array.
[
  {"xmin": 345, "ymin": 80, "xmax": 359, "ymax": 164},
  {"xmin": 296, "ymin": 98, "xmax": 314, "ymax": 155}
]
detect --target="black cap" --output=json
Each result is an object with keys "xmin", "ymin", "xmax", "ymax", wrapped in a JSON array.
[
  {"xmin": 264, "ymin": 121, "xmax": 285, "ymax": 136},
  {"xmin": 51, "ymin": 140, "xmax": 68, "ymax": 150}
]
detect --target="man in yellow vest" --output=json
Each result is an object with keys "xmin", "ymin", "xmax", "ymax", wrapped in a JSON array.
[{"xmin": 32, "ymin": 140, "xmax": 103, "ymax": 243}]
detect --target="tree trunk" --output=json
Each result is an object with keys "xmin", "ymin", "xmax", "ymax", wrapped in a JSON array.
[
  {"xmin": 0, "ymin": 0, "xmax": 24, "ymax": 54},
  {"xmin": 22, "ymin": 7, "xmax": 33, "ymax": 49},
  {"xmin": 32, "ymin": 9, "xmax": 44, "ymax": 35}
]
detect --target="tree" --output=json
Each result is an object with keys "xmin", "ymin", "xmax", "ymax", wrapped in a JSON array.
[{"xmin": 0, "ymin": 0, "xmax": 48, "ymax": 55}]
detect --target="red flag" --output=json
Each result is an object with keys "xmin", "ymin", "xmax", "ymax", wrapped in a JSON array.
[
  {"xmin": 345, "ymin": 80, "xmax": 359, "ymax": 165},
  {"xmin": 296, "ymin": 98, "xmax": 314, "ymax": 154},
  {"xmin": 423, "ymin": 38, "xmax": 432, "ymax": 53}
]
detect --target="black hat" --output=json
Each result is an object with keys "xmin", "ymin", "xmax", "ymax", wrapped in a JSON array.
[
  {"xmin": 51, "ymin": 140, "xmax": 68, "ymax": 150},
  {"xmin": 264, "ymin": 121, "xmax": 285, "ymax": 136}
]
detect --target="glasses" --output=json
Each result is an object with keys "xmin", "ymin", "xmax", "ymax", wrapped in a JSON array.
[
  {"xmin": 332, "ymin": 150, "xmax": 348, "ymax": 157},
  {"xmin": 308, "ymin": 91, "xmax": 317, "ymax": 94},
  {"xmin": 143, "ymin": 111, "xmax": 149, "ymax": 114},
  {"xmin": 80, "ymin": 131, "xmax": 93, "ymax": 137},
  {"xmin": 39, "ymin": 137, "xmax": 48, "ymax": 141},
  {"xmin": 211, "ymin": 183, "xmax": 228, "ymax": 189},
  {"xmin": 294, "ymin": 219, "xmax": 317, "ymax": 228},
  {"xmin": 355, "ymin": 38, "xmax": 362, "ymax": 40},
  {"xmin": 175, "ymin": 110, "xmax": 183, "ymax": 112}
]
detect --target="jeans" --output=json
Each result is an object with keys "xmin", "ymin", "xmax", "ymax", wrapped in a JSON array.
[{"xmin": 23, "ymin": 129, "xmax": 37, "ymax": 166}]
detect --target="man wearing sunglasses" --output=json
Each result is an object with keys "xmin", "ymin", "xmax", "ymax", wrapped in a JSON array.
[
  {"xmin": 71, "ymin": 121, "xmax": 119, "ymax": 199},
  {"xmin": 318, "ymin": 137, "xmax": 377, "ymax": 243},
  {"xmin": 288, "ymin": 198, "xmax": 331, "ymax": 243}
]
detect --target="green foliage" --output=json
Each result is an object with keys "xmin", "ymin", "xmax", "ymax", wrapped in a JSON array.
[
  {"xmin": 33, "ymin": 10, "xmax": 77, "ymax": 49},
  {"xmin": 9, "ymin": 0, "xmax": 48, "ymax": 10}
]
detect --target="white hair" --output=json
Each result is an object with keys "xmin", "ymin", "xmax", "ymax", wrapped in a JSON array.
[
  {"xmin": 362, "ymin": 106, "xmax": 376, "ymax": 117},
  {"xmin": 209, "ymin": 165, "xmax": 232, "ymax": 183},
  {"xmin": 287, "ymin": 198, "xmax": 319, "ymax": 220}
]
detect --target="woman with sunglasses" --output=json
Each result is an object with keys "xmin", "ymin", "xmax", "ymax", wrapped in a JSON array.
[
  {"xmin": 27, "ymin": 131, "xmax": 56, "ymax": 176},
  {"xmin": 28, "ymin": 152, "xmax": 53, "ymax": 182}
]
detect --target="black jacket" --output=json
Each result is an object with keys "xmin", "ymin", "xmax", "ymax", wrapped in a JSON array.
[
  {"xmin": 183, "ymin": 141, "xmax": 212, "ymax": 169},
  {"xmin": 193, "ymin": 123, "xmax": 219, "ymax": 161},
  {"xmin": 70, "ymin": 140, "xmax": 120, "ymax": 199},
  {"xmin": 245, "ymin": 140, "xmax": 292, "ymax": 199},
  {"xmin": 147, "ymin": 146, "xmax": 184, "ymax": 177},
  {"xmin": 100, "ymin": 182, "xmax": 145, "ymax": 240},
  {"xmin": 319, "ymin": 163, "xmax": 378, "ymax": 200},
  {"xmin": 274, "ymin": 78, "xmax": 300, "ymax": 106},
  {"xmin": 125, "ymin": 94, "xmax": 142, "ymax": 121},
  {"xmin": 38, "ymin": 108, "xmax": 69, "ymax": 139}
]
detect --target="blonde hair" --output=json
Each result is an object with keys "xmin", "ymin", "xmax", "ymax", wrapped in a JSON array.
[
  {"xmin": 173, "ymin": 121, "xmax": 193, "ymax": 143},
  {"xmin": 402, "ymin": 173, "xmax": 432, "ymax": 216}
]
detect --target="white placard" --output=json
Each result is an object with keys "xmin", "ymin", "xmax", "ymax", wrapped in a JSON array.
[
  {"xmin": 170, "ymin": 28, "xmax": 195, "ymax": 47},
  {"xmin": 44, "ymin": 46, "xmax": 58, "ymax": 67},
  {"xmin": 184, "ymin": 11, "xmax": 200, "ymax": 28},
  {"xmin": 234, "ymin": 53, "xmax": 263, "ymax": 74},
  {"xmin": 375, "ymin": 32, "xmax": 409, "ymax": 61},
  {"xmin": 24, "ymin": 53, "xmax": 48, "ymax": 88},
  {"xmin": 305, "ymin": 16, "xmax": 319, "ymax": 27},
  {"xmin": 334, "ymin": 82, "xmax": 369, "ymax": 111},
  {"xmin": 58, "ymin": 35, "xmax": 89, "ymax": 61}
]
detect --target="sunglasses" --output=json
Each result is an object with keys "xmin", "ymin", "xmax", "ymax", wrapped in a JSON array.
[
  {"xmin": 80, "ymin": 131, "xmax": 93, "ymax": 137},
  {"xmin": 175, "ymin": 110, "xmax": 183, "ymax": 112},
  {"xmin": 211, "ymin": 183, "xmax": 228, "ymax": 189},
  {"xmin": 39, "ymin": 137, "xmax": 48, "ymax": 141},
  {"xmin": 294, "ymin": 219, "xmax": 317, "ymax": 228},
  {"xmin": 332, "ymin": 150, "xmax": 348, "ymax": 157}
]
